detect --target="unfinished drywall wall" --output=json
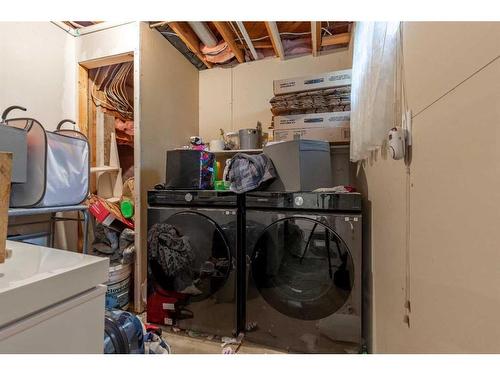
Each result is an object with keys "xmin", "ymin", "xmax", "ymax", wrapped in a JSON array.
[
  {"xmin": 199, "ymin": 49, "xmax": 353, "ymax": 142},
  {"xmin": 75, "ymin": 22, "xmax": 139, "ymax": 63},
  {"xmin": 75, "ymin": 22, "xmax": 144, "ymax": 308},
  {"xmin": 138, "ymin": 22, "xmax": 199, "ymax": 306},
  {"xmin": 362, "ymin": 22, "xmax": 500, "ymax": 353},
  {"xmin": 0, "ymin": 22, "xmax": 77, "ymax": 250},
  {"xmin": 0, "ymin": 22, "xmax": 76, "ymax": 130}
]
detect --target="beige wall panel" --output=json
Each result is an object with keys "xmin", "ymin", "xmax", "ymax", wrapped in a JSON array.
[
  {"xmin": 139, "ymin": 22, "xmax": 199, "ymax": 302},
  {"xmin": 360, "ymin": 21, "xmax": 500, "ymax": 353},
  {"xmin": 358, "ymin": 153, "xmax": 409, "ymax": 353},
  {"xmin": 199, "ymin": 67, "xmax": 232, "ymax": 142},
  {"xmin": 0, "ymin": 22, "xmax": 77, "ymax": 251},
  {"xmin": 403, "ymin": 22, "xmax": 500, "ymax": 115},
  {"xmin": 0, "ymin": 22, "xmax": 76, "ymax": 130},
  {"xmin": 408, "ymin": 59, "xmax": 500, "ymax": 353},
  {"xmin": 76, "ymin": 23, "xmax": 138, "ymax": 63}
]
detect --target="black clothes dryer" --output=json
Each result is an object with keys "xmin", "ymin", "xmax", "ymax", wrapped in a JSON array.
[
  {"xmin": 245, "ymin": 191, "xmax": 363, "ymax": 353},
  {"xmin": 147, "ymin": 189, "xmax": 240, "ymax": 337}
]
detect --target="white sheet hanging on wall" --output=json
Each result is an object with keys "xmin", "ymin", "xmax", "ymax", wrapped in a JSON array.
[{"xmin": 350, "ymin": 22, "xmax": 401, "ymax": 162}]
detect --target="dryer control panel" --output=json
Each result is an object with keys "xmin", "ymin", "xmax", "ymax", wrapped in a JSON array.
[
  {"xmin": 246, "ymin": 192, "xmax": 362, "ymax": 212},
  {"xmin": 148, "ymin": 189, "xmax": 237, "ymax": 207}
]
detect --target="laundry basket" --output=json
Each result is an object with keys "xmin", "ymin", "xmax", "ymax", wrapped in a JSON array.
[{"xmin": 3, "ymin": 107, "xmax": 90, "ymax": 208}]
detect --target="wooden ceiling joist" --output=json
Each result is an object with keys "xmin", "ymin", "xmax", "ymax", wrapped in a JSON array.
[
  {"xmin": 235, "ymin": 22, "xmax": 259, "ymax": 61},
  {"xmin": 212, "ymin": 22, "xmax": 245, "ymax": 64},
  {"xmin": 237, "ymin": 41, "xmax": 274, "ymax": 49},
  {"xmin": 264, "ymin": 22, "xmax": 284, "ymax": 60},
  {"xmin": 80, "ymin": 52, "xmax": 134, "ymax": 70},
  {"xmin": 149, "ymin": 21, "xmax": 168, "ymax": 29},
  {"xmin": 321, "ymin": 32, "xmax": 351, "ymax": 47},
  {"xmin": 152, "ymin": 21, "xmax": 354, "ymax": 69},
  {"xmin": 168, "ymin": 22, "xmax": 213, "ymax": 69},
  {"xmin": 311, "ymin": 22, "xmax": 322, "ymax": 57}
]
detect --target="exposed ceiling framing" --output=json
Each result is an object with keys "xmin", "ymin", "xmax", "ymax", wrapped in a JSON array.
[
  {"xmin": 311, "ymin": 21, "xmax": 322, "ymax": 57},
  {"xmin": 322, "ymin": 33, "xmax": 351, "ymax": 47},
  {"xmin": 265, "ymin": 21, "xmax": 285, "ymax": 60},
  {"xmin": 150, "ymin": 21, "xmax": 353, "ymax": 70},
  {"xmin": 212, "ymin": 22, "xmax": 245, "ymax": 63},
  {"xmin": 236, "ymin": 21, "xmax": 259, "ymax": 61},
  {"xmin": 168, "ymin": 22, "xmax": 213, "ymax": 68}
]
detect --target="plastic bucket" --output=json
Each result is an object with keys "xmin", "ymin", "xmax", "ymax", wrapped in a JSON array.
[{"xmin": 106, "ymin": 263, "xmax": 131, "ymax": 310}]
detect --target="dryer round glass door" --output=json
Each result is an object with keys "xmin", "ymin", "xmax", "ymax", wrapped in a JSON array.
[
  {"xmin": 251, "ymin": 216, "xmax": 354, "ymax": 320},
  {"xmin": 148, "ymin": 211, "xmax": 232, "ymax": 302}
]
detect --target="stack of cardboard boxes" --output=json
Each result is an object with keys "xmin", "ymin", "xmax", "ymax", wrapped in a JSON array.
[{"xmin": 270, "ymin": 69, "xmax": 352, "ymax": 143}]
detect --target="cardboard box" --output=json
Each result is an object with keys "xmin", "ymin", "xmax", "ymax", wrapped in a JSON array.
[
  {"xmin": 274, "ymin": 111, "xmax": 350, "ymax": 130},
  {"xmin": 273, "ymin": 69, "xmax": 352, "ymax": 95},
  {"xmin": 273, "ymin": 126, "xmax": 350, "ymax": 143},
  {"xmin": 87, "ymin": 194, "xmax": 134, "ymax": 232}
]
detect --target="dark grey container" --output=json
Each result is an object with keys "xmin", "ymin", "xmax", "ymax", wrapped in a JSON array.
[
  {"xmin": 330, "ymin": 145, "xmax": 352, "ymax": 186},
  {"xmin": 263, "ymin": 140, "xmax": 333, "ymax": 192},
  {"xmin": 0, "ymin": 125, "xmax": 27, "ymax": 183},
  {"xmin": 238, "ymin": 128, "xmax": 262, "ymax": 149}
]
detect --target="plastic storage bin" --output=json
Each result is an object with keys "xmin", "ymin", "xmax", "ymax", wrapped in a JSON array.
[
  {"xmin": 263, "ymin": 140, "xmax": 333, "ymax": 192},
  {"xmin": 331, "ymin": 145, "xmax": 352, "ymax": 186},
  {"xmin": 4, "ymin": 114, "xmax": 89, "ymax": 208}
]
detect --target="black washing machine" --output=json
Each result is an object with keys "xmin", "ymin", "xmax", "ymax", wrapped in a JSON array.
[
  {"xmin": 244, "ymin": 191, "xmax": 363, "ymax": 353},
  {"xmin": 147, "ymin": 189, "xmax": 243, "ymax": 337}
]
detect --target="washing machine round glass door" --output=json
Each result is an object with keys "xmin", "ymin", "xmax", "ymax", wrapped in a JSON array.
[
  {"xmin": 149, "ymin": 211, "xmax": 233, "ymax": 302},
  {"xmin": 251, "ymin": 216, "xmax": 354, "ymax": 320}
]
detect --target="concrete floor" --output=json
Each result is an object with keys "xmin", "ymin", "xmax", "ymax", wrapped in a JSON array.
[
  {"xmin": 162, "ymin": 331, "xmax": 284, "ymax": 354},
  {"xmin": 138, "ymin": 313, "xmax": 283, "ymax": 354}
]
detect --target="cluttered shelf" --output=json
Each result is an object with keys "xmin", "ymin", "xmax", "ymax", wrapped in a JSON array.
[
  {"xmin": 206, "ymin": 143, "xmax": 349, "ymax": 155},
  {"xmin": 185, "ymin": 142, "xmax": 348, "ymax": 155}
]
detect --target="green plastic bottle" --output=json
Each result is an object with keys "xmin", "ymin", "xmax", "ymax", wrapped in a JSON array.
[
  {"xmin": 120, "ymin": 199, "xmax": 134, "ymax": 219},
  {"xmin": 211, "ymin": 160, "xmax": 218, "ymax": 189}
]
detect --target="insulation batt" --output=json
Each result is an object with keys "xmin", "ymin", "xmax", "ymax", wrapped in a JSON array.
[
  {"xmin": 115, "ymin": 118, "xmax": 134, "ymax": 145},
  {"xmin": 201, "ymin": 41, "xmax": 235, "ymax": 64}
]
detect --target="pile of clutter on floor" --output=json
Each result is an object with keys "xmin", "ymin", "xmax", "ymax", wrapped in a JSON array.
[
  {"xmin": 166, "ymin": 327, "xmax": 245, "ymax": 354},
  {"xmin": 164, "ymin": 321, "xmax": 258, "ymax": 354},
  {"xmin": 86, "ymin": 184, "xmax": 136, "ymax": 265},
  {"xmin": 102, "ymin": 311, "xmax": 255, "ymax": 355},
  {"xmin": 221, "ymin": 333, "xmax": 245, "ymax": 354}
]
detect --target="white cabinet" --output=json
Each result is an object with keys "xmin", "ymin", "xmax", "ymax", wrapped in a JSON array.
[{"xmin": 0, "ymin": 241, "xmax": 108, "ymax": 353}]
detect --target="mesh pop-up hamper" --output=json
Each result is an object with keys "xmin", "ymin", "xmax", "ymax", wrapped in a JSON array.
[{"xmin": 3, "ymin": 108, "xmax": 90, "ymax": 208}]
